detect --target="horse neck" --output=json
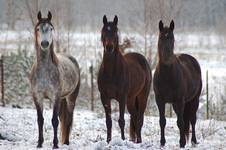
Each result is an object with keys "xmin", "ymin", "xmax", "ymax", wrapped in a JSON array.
[
  {"xmin": 158, "ymin": 43, "xmax": 176, "ymax": 65},
  {"xmin": 157, "ymin": 55, "xmax": 180, "ymax": 80},
  {"xmin": 35, "ymin": 43, "xmax": 58, "ymax": 66},
  {"xmin": 103, "ymin": 48, "xmax": 124, "ymax": 78}
]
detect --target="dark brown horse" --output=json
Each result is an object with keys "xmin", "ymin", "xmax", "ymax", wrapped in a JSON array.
[
  {"xmin": 153, "ymin": 20, "xmax": 202, "ymax": 148},
  {"xmin": 30, "ymin": 11, "xmax": 80, "ymax": 149},
  {"xmin": 98, "ymin": 15, "xmax": 152, "ymax": 143}
]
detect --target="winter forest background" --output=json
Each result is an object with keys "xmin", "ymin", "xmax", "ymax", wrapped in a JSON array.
[{"xmin": 0, "ymin": 0, "xmax": 226, "ymax": 149}]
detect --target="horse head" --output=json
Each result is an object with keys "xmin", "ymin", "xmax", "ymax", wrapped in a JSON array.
[
  {"xmin": 158, "ymin": 20, "xmax": 175, "ymax": 64},
  {"xmin": 35, "ymin": 11, "xmax": 54, "ymax": 51},
  {"xmin": 101, "ymin": 15, "xmax": 119, "ymax": 54}
]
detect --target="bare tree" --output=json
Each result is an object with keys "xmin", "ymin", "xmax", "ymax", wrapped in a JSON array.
[{"xmin": 24, "ymin": 0, "xmax": 39, "ymax": 27}]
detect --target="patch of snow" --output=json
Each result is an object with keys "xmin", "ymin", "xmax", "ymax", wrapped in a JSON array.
[{"xmin": 0, "ymin": 107, "xmax": 226, "ymax": 149}]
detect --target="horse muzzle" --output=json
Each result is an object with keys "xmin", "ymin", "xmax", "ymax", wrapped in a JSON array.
[
  {"xmin": 105, "ymin": 44, "xmax": 114, "ymax": 53},
  {"xmin": 41, "ymin": 41, "xmax": 49, "ymax": 49}
]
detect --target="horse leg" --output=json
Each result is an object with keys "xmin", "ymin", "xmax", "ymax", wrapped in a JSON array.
[
  {"xmin": 127, "ymin": 97, "xmax": 137, "ymax": 142},
  {"xmin": 135, "ymin": 98, "xmax": 145, "ymax": 143},
  {"xmin": 156, "ymin": 98, "xmax": 166, "ymax": 146},
  {"xmin": 33, "ymin": 96, "xmax": 44, "ymax": 148},
  {"xmin": 136, "ymin": 112, "xmax": 144, "ymax": 143},
  {"xmin": 136, "ymin": 85, "xmax": 149, "ymax": 143},
  {"xmin": 191, "ymin": 113, "xmax": 198, "ymax": 145},
  {"xmin": 190, "ymin": 98, "xmax": 199, "ymax": 145},
  {"xmin": 173, "ymin": 102, "xmax": 186, "ymax": 148},
  {"xmin": 52, "ymin": 97, "xmax": 60, "ymax": 149},
  {"xmin": 129, "ymin": 114, "xmax": 136, "ymax": 142},
  {"xmin": 101, "ymin": 95, "xmax": 112, "ymax": 143},
  {"xmin": 118, "ymin": 97, "xmax": 126, "ymax": 140},
  {"xmin": 183, "ymin": 102, "xmax": 190, "ymax": 141}
]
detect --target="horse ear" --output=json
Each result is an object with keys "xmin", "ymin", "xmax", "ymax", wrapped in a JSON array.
[
  {"xmin": 103, "ymin": 15, "xmax": 107, "ymax": 25},
  {"xmin": 48, "ymin": 11, "xmax": 52, "ymax": 21},
  {"xmin": 159, "ymin": 20, "xmax": 163, "ymax": 32},
  {"xmin": 37, "ymin": 11, "xmax": 42, "ymax": 20},
  {"xmin": 113, "ymin": 15, "xmax": 118, "ymax": 26},
  {"xmin": 170, "ymin": 20, "xmax": 174, "ymax": 31}
]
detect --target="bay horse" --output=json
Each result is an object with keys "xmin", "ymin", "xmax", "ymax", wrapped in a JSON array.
[
  {"xmin": 153, "ymin": 20, "xmax": 202, "ymax": 148},
  {"xmin": 98, "ymin": 15, "xmax": 152, "ymax": 143},
  {"xmin": 30, "ymin": 11, "xmax": 80, "ymax": 149}
]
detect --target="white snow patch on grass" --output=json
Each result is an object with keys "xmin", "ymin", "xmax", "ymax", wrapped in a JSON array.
[{"xmin": 0, "ymin": 107, "xmax": 226, "ymax": 149}]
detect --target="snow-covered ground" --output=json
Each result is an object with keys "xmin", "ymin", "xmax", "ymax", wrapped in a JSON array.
[{"xmin": 0, "ymin": 107, "xmax": 226, "ymax": 150}]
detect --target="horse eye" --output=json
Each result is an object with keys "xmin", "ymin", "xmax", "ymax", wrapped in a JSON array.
[{"xmin": 36, "ymin": 28, "xmax": 39, "ymax": 32}]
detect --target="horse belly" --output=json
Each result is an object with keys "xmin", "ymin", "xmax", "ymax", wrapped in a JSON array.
[
  {"xmin": 60, "ymin": 71, "xmax": 78, "ymax": 97},
  {"xmin": 32, "ymin": 79, "xmax": 59, "ymax": 104}
]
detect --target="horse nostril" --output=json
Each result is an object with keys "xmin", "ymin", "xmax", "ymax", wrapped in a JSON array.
[
  {"xmin": 106, "ymin": 45, "xmax": 113, "ymax": 52},
  {"xmin": 41, "ymin": 41, "xmax": 49, "ymax": 48}
]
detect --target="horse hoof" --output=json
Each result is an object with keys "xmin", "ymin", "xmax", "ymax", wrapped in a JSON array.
[
  {"xmin": 129, "ymin": 138, "xmax": 136, "ymax": 143},
  {"xmin": 180, "ymin": 144, "xmax": 185, "ymax": 148},
  {"xmin": 37, "ymin": 144, "xmax": 42, "ymax": 148},
  {"xmin": 160, "ymin": 145, "xmax": 165, "ymax": 149},
  {"xmin": 160, "ymin": 139, "xmax": 166, "ymax": 146},
  {"xmin": 137, "ymin": 138, "xmax": 142, "ymax": 143},
  {"xmin": 107, "ymin": 138, "xmax": 111, "ymax": 143},
  {"xmin": 64, "ymin": 140, "xmax": 69, "ymax": 145},
  {"xmin": 52, "ymin": 145, "xmax": 59, "ymax": 149},
  {"xmin": 192, "ymin": 141, "xmax": 199, "ymax": 146}
]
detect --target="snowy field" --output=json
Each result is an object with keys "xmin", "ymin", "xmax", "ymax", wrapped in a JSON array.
[{"xmin": 0, "ymin": 107, "xmax": 226, "ymax": 150}]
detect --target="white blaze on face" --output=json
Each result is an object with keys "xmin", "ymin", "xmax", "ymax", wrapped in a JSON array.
[
  {"xmin": 107, "ymin": 26, "xmax": 111, "ymax": 31},
  {"xmin": 37, "ymin": 23, "xmax": 54, "ymax": 50},
  {"xmin": 165, "ymin": 33, "xmax": 169, "ymax": 37}
]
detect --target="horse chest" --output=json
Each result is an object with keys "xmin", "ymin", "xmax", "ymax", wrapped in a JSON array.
[
  {"xmin": 31, "ymin": 67, "xmax": 60, "ymax": 98},
  {"xmin": 98, "ymin": 74, "xmax": 125, "ymax": 98},
  {"xmin": 104, "ymin": 81, "xmax": 118, "ymax": 96},
  {"xmin": 154, "ymin": 72, "xmax": 184, "ymax": 101}
]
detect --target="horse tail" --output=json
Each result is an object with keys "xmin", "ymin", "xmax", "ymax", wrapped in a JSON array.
[
  {"xmin": 183, "ymin": 102, "xmax": 190, "ymax": 141},
  {"xmin": 59, "ymin": 79, "xmax": 80, "ymax": 144},
  {"xmin": 59, "ymin": 98, "xmax": 68, "ymax": 144}
]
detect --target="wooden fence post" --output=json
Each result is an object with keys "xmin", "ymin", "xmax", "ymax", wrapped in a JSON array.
[
  {"xmin": 169, "ymin": 105, "xmax": 172, "ymax": 117},
  {"xmin": 206, "ymin": 70, "xmax": 209, "ymax": 119},
  {"xmin": 89, "ymin": 64, "xmax": 94, "ymax": 111},
  {"xmin": 1, "ymin": 56, "xmax": 5, "ymax": 107}
]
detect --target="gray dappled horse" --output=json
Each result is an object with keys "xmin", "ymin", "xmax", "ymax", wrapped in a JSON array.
[{"xmin": 30, "ymin": 11, "xmax": 80, "ymax": 149}]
